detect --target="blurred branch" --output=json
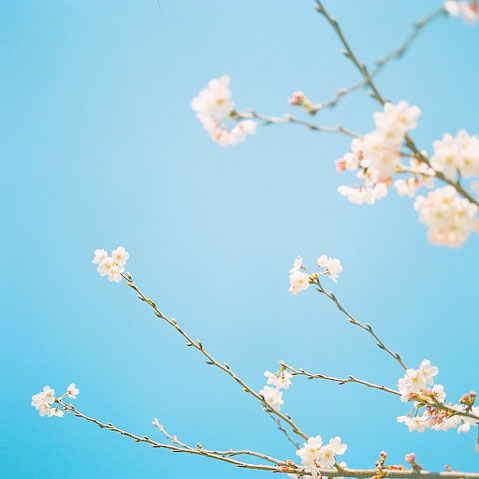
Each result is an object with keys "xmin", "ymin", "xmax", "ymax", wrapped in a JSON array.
[
  {"xmin": 234, "ymin": 109, "xmax": 360, "ymax": 138},
  {"xmin": 316, "ymin": 6, "xmax": 446, "ymax": 110}
]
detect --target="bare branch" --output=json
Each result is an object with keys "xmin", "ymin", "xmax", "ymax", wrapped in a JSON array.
[
  {"xmin": 233, "ymin": 109, "xmax": 360, "ymax": 138},
  {"xmin": 312, "ymin": 276, "xmax": 407, "ymax": 370}
]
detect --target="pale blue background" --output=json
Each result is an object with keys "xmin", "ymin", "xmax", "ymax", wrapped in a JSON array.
[{"xmin": 1, "ymin": 1, "xmax": 478, "ymax": 477}]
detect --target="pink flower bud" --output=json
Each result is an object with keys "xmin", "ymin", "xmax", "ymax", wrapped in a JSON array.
[
  {"xmin": 335, "ymin": 158, "xmax": 346, "ymax": 172},
  {"xmin": 405, "ymin": 453, "xmax": 415, "ymax": 464},
  {"xmin": 293, "ymin": 91, "xmax": 305, "ymax": 100}
]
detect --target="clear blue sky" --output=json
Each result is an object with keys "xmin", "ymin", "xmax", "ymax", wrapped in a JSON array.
[{"xmin": 1, "ymin": 1, "xmax": 478, "ymax": 477}]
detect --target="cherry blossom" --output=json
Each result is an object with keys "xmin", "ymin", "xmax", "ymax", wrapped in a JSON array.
[
  {"xmin": 66, "ymin": 383, "xmax": 80, "ymax": 399},
  {"xmin": 192, "ymin": 76, "xmax": 257, "ymax": 146},
  {"xmin": 414, "ymin": 186, "xmax": 478, "ymax": 247},
  {"xmin": 93, "ymin": 247, "xmax": 129, "ymax": 283},
  {"xmin": 444, "ymin": 1, "xmax": 479, "ymax": 25},
  {"xmin": 317, "ymin": 255, "xmax": 343, "ymax": 282},
  {"xmin": 431, "ymin": 130, "xmax": 479, "ymax": 179},
  {"xmin": 259, "ymin": 385, "xmax": 284, "ymax": 410},
  {"xmin": 288, "ymin": 271, "xmax": 311, "ymax": 295},
  {"xmin": 264, "ymin": 370, "xmax": 293, "ymax": 390}
]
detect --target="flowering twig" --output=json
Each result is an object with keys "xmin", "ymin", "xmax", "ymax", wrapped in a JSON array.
[
  {"xmin": 280, "ymin": 361, "xmax": 401, "ymax": 396},
  {"xmin": 314, "ymin": 0, "xmax": 479, "ymax": 208},
  {"xmin": 312, "ymin": 276, "xmax": 407, "ymax": 370},
  {"xmin": 280, "ymin": 361, "xmax": 479, "ymax": 423},
  {"xmin": 121, "ymin": 272, "xmax": 309, "ymax": 441},
  {"xmin": 152, "ymin": 418, "xmax": 287, "ymax": 465},
  {"xmin": 56, "ymin": 400, "xmax": 284, "ymax": 472},
  {"xmin": 233, "ymin": 110, "xmax": 361, "ymax": 138},
  {"xmin": 54, "ymin": 400, "xmax": 479, "ymax": 479},
  {"xmin": 315, "ymin": 6, "xmax": 445, "ymax": 111}
]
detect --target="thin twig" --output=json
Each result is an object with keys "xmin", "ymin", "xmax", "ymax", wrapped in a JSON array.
[
  {"xmin": 152, "ymin": 419, "xmax": 287, "ymax": 465},
  {"xmin": 234, "ymin": 110, "xmax": 360, "ymax": 138},
  {"xmin": 312, "ymin": 277, "xmax": 407, "ymax": 370},
  {"xmin": 265, "ymin": 410, "xmax": 300, "ymax": 450},
  {"xmin": 280, "ymin": 362, "xmax": 479, "ymax": 422},
  {"xmin": 317, "ymin": 7, "xmax": 445, "ymax": 110},
  {"xmin": 281, "ymin": 362, "xmax": 400, "ymax": 396}
]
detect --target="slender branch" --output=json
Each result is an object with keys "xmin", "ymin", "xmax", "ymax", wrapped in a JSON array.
[
  {"xmin": 234, "ymin": 109, "xmax": 360, "ymax": 138},
  {"xmin": 312, "ymin": 277, "xmax": 407, "ymax": 370},
  {"xmin": 280, "ymin": 362, "xmax": 479, "ymax": 422},
  {"xmin": 57, "ymin": 400, "xmax": 283, "ymax": 472},
  {"xmin": 265, "ymin": 410, "xmax": 300, "ymax": 450},
  {"xmin": 56, "ymin": 400, "xmax": 479, "ymax": 479},
  {"xmin": 281, "ymin": 362, "xmax": 400, "ymax": 396},
  {"xmin": 317, "ymin": 6, "xmax": 445, "ymax": 110},
  {"xmin": 121, "ymin": 272, "xmax": 309, "ymax": 441},
  {"xmin": 152, "ymin": 419, "xmax": 287, "ymax": 465}
]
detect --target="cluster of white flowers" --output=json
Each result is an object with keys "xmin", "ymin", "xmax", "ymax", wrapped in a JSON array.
[
  {"xmin": 445, "ymin": 0, "xmax": 479, "ymax": 24},
  {"xmin": 336, "ymin": 102, "xmax": 421, "ymax": 205},
  {"xmin": 396, "ymin": 360, "xmax": 478, "ymax": 434},
  {"xmin": 288, "ymin": 255, "xmax": 343, "ymax": 294},
  {"xmin": 191, "ymin": 76, "xmax": 257, "ymax": 146},
  {"xmin": 93, "ymin": 246, "xmax": 129, "ymax": 282},
  {"xmin": 31, "ymin": 384, "xmax": 79, "ymax": 418},
  {"xmin": 414, "ymin": 186, "xmax": 479, "ymax": 247},
  {"xmin": 297, "ymin": 435, "xmax": 347, "ymax": 474},
  {"xmin": 430, "ymin": 130, "xmax": 479, "ymax": 179},
  {"xmin": 259, "ymin": 369, "xmax": 292, "ymax": 411},
  {"xmin": 393, "ymin": 158, "xmax": 435, "ymax": 197}
]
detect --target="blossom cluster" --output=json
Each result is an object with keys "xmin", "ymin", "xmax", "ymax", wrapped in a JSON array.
[
  {"xmin": 445, "ymin": 0, "xmax": 479, "ymax": 24},
  {"xmin": 336, "ymin": 101, "xmax": 422, "ymax": 205},
  {"xmin": 289, "ymin": 255, "xmax": 342, "ymax": 295},
  {"xmin": 259, "ymin": 369, "xmax": 292, "ymax": 411},
  {"xmin": 92, "ymin": 246, "xmax": 129, "ymax": 283},
  {"xmin": 430, "ymin": 130, "xmax": 479, "ymax": 179},
  {"xmin": 191, "ymin": 76, "xmax": 257, "ymax": 146},
  {"xmin": 396, "ymin": 360, "xmax": 479, "ymax": 434},
  {"xmin": 414, "ymin": 186, "xmax": 479, "ymax": 247},
  {"xmin": 335, "ymin": 102, "xmax": 479, "ymax": 247},
  {"xmin": 297, "ymin": 435, "xmax": 347, "ymax": 474},
  {"xmin": 31, "ymin": 384, "xmax": 79, "ymax": 418}
]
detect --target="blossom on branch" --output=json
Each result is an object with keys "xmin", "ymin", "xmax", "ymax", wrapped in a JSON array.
[
  {"xmin": 31, "ymin": 384, "xmax": 79, "ymax": 418},
  {"xmin": 431, "ymin": 130, "xmax": 479, "ymax": 179},
  {"xmin": 414, "ymin": 186, "xmax": 478, "ymax": 247},
  {"xmin": 264, "ymin": 370, "xmax": 293, "ymax": 390},
  {"xmin": 297, "ymin": 435, "xmax": 347, "ymax": 473},
  {"xmin": 288, "ymin": 255, "xmax": 342, "ymax": 294},
  {"xmin": 445, "ymin": 1, "xmax": 479, "ymax": 25},
  {"xmin": 336, "ymin": 101, "xmax": 421, "ymax": 205},
  {"xmin": 259, "ymin": 385, "xmax": 284, "ymax": 410},
  {"xmin": 192, "ymin": 76, "xmax": 257, "ymax": 146},
  {"xmin": 93, "ymin": 246, "xmax": 129, "ymax": 282}
]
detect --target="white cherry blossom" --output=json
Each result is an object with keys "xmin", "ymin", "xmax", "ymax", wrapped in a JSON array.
[
  {"xmin": 289, "ymin": 271, "xmax": 311, "ymax": 295},
  {"xmin": 259, "ymin": 386, "xmax": 284, "ymax": 410},
  {"xmin": 264, "ymin": 370, "xmax": 292, "ymax": 390}
]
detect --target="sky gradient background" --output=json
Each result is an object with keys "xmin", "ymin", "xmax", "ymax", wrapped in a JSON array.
[{"xmin": 1, "ymin": 1, "xmax": 478, "ymax": 477}]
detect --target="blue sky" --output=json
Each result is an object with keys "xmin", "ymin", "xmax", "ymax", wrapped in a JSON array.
[{"xmin": 1, "ymin": 1, "xmax": 478, "ymax": 477}]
